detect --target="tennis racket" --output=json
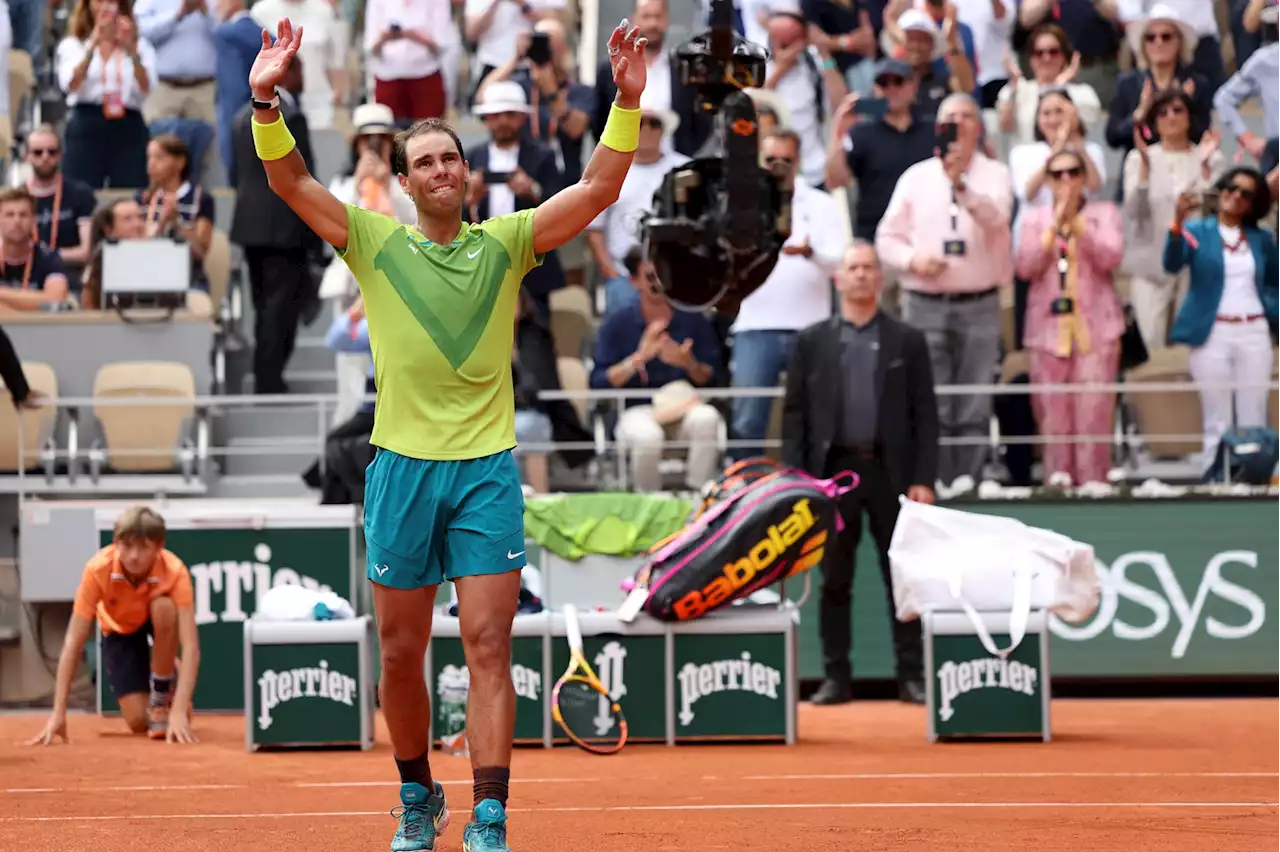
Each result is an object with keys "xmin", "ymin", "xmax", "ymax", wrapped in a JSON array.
[{"xmin": 552, "ymin": 604, "xmax": 628, "ymax": 755}]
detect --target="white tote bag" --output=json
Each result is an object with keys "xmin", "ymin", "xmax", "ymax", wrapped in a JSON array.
[{"xmin": 888, "ymin": 497, "xmax": 1100, "ymax": 658}]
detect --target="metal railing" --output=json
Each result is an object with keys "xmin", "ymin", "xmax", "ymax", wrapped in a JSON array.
[{"xmin": 4, "ymin": 377, "xmax": 1275, "ymax": 494}]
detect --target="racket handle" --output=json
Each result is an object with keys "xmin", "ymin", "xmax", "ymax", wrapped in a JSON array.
[{"xmin": 563, "ymin": 603, "xmax": 584, "ymax": 651}]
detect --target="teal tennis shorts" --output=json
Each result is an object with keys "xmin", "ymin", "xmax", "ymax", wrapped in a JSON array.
[{"xmin": 363, "ymin": 448, "xmax": 527, "ymax": 589}]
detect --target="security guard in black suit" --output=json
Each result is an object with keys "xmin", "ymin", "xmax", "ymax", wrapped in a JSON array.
[{"xmin": 782, "ymin": 241, "xmax": 940, "ymax": 705}]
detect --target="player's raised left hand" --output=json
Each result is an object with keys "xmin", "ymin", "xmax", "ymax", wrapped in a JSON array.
[{"xmin": 607, "ymin": 18, "xmax": 647, "ymax": 108}]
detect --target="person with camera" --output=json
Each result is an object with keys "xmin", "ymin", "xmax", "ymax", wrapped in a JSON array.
[
  {"xmin": 1121, "ymin": 88, "xmax": 1224, "ymax": 350},
  {"xmin": 875, "ymin": 92, "xmax": 1012, "ymax": 489},
  {"xmin": 363, "ymin": 0, "xmax": 451, "ymax": 122},
  {"xmin": 1163, "ymin": 167, "xmax": 1278, "ymax": 466},
  {"xmin": 1014, "ymin": 147, "xmax": 1125, "ymax": 488},
  {"xmin": 328, "ymin": 103, "xmax": 417, "ymax": 224},
  {"xmin": 478, "ymin": 22, "xmax": 595, "ymax": 183},
  {"xmin": 467, "ymin": 80, "xmax": 568, "ymax": 314}
]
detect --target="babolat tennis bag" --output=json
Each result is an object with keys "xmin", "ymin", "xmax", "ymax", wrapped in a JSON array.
[{"xmin": 635, "ymin": 468, "xmax": 858, "ymax": 621}]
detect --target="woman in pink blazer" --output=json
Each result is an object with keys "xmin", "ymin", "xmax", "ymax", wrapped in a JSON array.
[{"xmin": 1015, "ymin": 148, "xmax": 1126, "ymax": 487}]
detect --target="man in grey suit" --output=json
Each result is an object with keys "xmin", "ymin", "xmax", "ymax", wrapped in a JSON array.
[{"xmin": 229, "ymin": 54, "xmax": 318, "ymax": 394}]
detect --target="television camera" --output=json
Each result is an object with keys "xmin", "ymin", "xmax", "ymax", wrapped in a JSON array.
[{"xmin": 638, "ymin": 0, "xmax": 793, "ymax": 317}]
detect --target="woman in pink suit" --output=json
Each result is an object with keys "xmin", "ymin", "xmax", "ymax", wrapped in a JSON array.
[{"xmin": 1015, "ymin": 148, "xmax": 1126, "ymax": 486}]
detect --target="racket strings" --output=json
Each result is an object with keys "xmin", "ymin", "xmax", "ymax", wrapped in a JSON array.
[{"xmin": 556, "ymin": 679, "xmax": 624, "ymax": 745}]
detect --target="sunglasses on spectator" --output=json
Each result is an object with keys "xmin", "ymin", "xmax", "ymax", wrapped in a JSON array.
[
  {"xmin": 877, "ymin": 76, "xmax": 906, "ymax": 88},
  {"xmin": 1031, "ymin": 46, "xmax": 1062, "ymax": 59},
  {"xmin": 29, "ymin": 147, "xmax": 59, "ymax": 157},
  {"xmin": 1048, "ymin": 166, "xmax": 1084, "ymax": 179},
  {"xmin": 1144, "ymin": 30, "xmax": 1177, "ymax": 43},
  {"xmin": 641, "ymin": 117, "xmax": 664, "ymax": 130},
  {"xmin": 1156, "ymin": 104, "xmax": 1187, "ymax": 118},
  {"xmin": 1223, "ymin": 183, "xmax": 1256, "ymax": 200},
  {"xmin": 764, "ymin": 156, "xmax": 794, "ymax": 166}
]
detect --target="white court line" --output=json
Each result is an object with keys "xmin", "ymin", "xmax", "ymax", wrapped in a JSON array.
[
  {"xmin": 737, "ymin": 772, "xmax": 1280, "ymax": 781},
  {"xmin": 5, "ymin": 771, "xmax": 1275, "ymax": 795},
  {"xmin": 3, "ymin": 802, "xmax": 1277, "ymax": 823}
]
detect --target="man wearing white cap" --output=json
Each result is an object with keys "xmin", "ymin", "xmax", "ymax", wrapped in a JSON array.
[
  {"xmin": 893, "ymin": 7, "xmax": 975, "ymax": 120},
  {"xmin": 586, "ymin": 91, "xmax": 689, "ymax": 315},
  {"xmin": 467, "ymin": 80, "xmax": 568, "ymax": 312}
]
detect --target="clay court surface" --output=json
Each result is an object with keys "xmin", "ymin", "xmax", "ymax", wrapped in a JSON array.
[{"xmin": 1, "ymin": 698, "xmax": 1276, "ymax": 851}]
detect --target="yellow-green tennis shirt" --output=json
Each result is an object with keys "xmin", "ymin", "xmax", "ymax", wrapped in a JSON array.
[{"xmin": 338, "ymin": 204, "xmax": 543, "ymax": 460}]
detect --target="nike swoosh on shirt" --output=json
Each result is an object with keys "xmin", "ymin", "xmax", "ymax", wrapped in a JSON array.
[
  {"xmin": 467, "ymin": 248, "xmax": 483, "ymax": 259},
  {"xmin": 507, "ymin": 550, "xmax": 525, "ymax": 560}
]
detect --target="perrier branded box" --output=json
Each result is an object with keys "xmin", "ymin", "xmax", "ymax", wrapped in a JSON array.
[
  {"xmin": 426, "ymin": 607, "xmax": 798, "ymax": 747},
  {"xmin": 244, "ymin": 615, "xmax": 376, "ymax": 751},
  {"xmin": 923, "ymin": 610, "xmax": 1051, "ymax": 743}
]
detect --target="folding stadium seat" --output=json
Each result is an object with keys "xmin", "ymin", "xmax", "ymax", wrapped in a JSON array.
[
  {"xmin": 203, "ymin": 228, "xmax": 232, "ymax": 315},
  {"xmin": 90, "ymin": 362, "xmax": 197, "ymax": 473},
  {"xmin": 0, "ymin": 362, "xmax": 57, "ymax": 472},
  {"xmin": 1123, "ymin": 346, "xmax": 1202, "ymax": 458},
  {"xmin": 555, "ymin": 355, "xmax": 591, "ymax": 428},
  {"xmin": 549, "ymin": 285, "xmax": 593, "ymax": 360},
  {"xmin": 6, "ymin": 50, "xmax": 33, "ymax": 153}
]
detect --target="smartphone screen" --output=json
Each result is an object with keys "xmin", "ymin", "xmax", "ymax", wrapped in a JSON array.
[
  {"xmin": 854, "ymin": 97, "xmax": 888, "ymax": 120},
  {"xmin": 526, "ymin": 32, "xmax": 553, "ymax": 66},
  {"xmin": 935, "ymin": 122, "xmax": 959, "ymax": 151}
]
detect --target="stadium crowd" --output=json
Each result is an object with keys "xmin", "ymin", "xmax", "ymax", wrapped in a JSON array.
[{"xmin": 0, "ymin": 0, "xmax": 1275, "ymax": 498}]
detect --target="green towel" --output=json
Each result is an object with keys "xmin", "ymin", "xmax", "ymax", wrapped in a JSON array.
[{"xmin": 523, "ymin": 493, "xmax": 695, "ymax": 560}]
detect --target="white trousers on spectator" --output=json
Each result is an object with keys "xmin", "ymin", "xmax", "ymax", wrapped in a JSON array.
[
  {"xmin": 615, "ymin": 403, "xmax": 723, "ymax": 492},
  {"xmin": 1129, "ymin": 272, "xmax": 1189, "ymax": 351},
  {"xmin": 1188, "ymin": 319, "xmax": 1274, "ymax": 459}
]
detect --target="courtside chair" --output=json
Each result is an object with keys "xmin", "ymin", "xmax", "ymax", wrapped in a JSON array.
[
  {"xmin": 549, "ymin": 285, "xmax": 594, "ymax": 359},
  {"xmin": 89, "ymin": 361, "xmax": 204, "ymax": 479},
  {"xmin": 0, "ymin": 361, "xmax": 58, "ymax": 473},
  {"xmin": 1122, "ymin": 346, "xmax": 1203, "ymax": 459}
]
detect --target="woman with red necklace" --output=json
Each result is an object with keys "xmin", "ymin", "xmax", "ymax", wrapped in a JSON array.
[{"xmin": 1163, "ymin": 167, "xmax": 1278, "ymax": 467}]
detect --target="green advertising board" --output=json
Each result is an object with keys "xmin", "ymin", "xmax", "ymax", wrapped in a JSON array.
[
  {"xmin": 96, "ymin": 505, "xmax": 359, "ymax": 714},
  {"xmin": 250, "ymin": 642, "xmax": 365, "ymax": 747},
  {"xmin": 801, "ymin": 497, "xmax": 1279, "ymax": 680},
  {"xmin": 673, "ymin": 631, "xmax": 788, "ymax": 741},
  {"xmin": 428, "ymin": 629, "xmax": 546, "ymax": 746}
]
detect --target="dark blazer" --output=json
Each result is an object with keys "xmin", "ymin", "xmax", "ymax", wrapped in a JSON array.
[
  {"xmin": 0, "ymin": 326, "xmax": 30, "ymax": 405},
  {"xmin": 1162, "ymin": 216, "xmax": 1280, "ymax": 346},
  {"xmin": 782, "ymin": 313, "xmax": 939, "ymax": 495},
  {"xmin": 1105, "ymin": 67, "xmax": 1212, "ymax": 199},
  {"xmin": 228, "ymin": 93, "xmax": 318, "ymax": 250},
  {"xmin": 592, "ymin": 51, "xmax": 713, "ymax": 157},
  {"xmin": 467, "ymin": 139, "xmax": 565, "ymax": 306}
]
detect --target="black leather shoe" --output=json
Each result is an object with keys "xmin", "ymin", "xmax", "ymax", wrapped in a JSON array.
[
  {"xmin": 898, "ymin": 679, "xmax": 926, "ymax": 705},
  {"xmin": 810, "ymin": 678, "xmax": 854, "ymax": 705}
]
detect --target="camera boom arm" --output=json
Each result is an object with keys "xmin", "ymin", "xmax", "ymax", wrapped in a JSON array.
[{"xmin": 637, "ymin": 0, "xmax": 792, "ymax": 317}]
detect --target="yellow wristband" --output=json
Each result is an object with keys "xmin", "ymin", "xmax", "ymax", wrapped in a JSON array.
[
  {"xmin": 252, "ymin": 113, "xmax": 298, "ymax": 161},
  {"xmin": 600, "ymin": 102, "xmax": 641, "ymax": 153}
]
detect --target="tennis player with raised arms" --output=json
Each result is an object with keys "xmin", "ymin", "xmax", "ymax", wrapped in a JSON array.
[{"xmin": 246, "ymin": 14, "xmax": 647, "ymax": 852}]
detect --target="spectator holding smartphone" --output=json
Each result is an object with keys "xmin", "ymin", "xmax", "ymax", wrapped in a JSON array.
[
  {"xmin": 1121, "ymin": 88, "xmax": 1224, "ymax": 349},
  {"xmin": 363, "ymin": 0, "xmax": 452, "ymax": 122},
  {"xmin": 1164, "ymin": 168, "xmax": 1278, "ymax": 464},
  {"xmin": 876, "ymin": 92, "xmax": 1012, "ymax": 488}
]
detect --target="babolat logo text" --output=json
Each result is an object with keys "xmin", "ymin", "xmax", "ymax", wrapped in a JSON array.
[
  {"xmin": 257, "ymin": 659, "xmax": 357, "ymax": 731},
  {"xmin": 935, "ymin": 657, "xmax": 1038, "ymax": 722},
  {"xmin": 674, "ymin": 498, "xmax": 827, "ymax": 620},
  {"xmin": 677, "ymin": 651, "xmax": 782, "ymax": 726}
]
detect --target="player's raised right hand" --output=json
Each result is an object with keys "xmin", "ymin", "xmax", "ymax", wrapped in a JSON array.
[
  {"xmin": 249, "ymin": 18, "xmax": 304, "ymax": 100},
  {"xmin": 26, "ymin": 713, "xmax": 69, "ymax": 746}
]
